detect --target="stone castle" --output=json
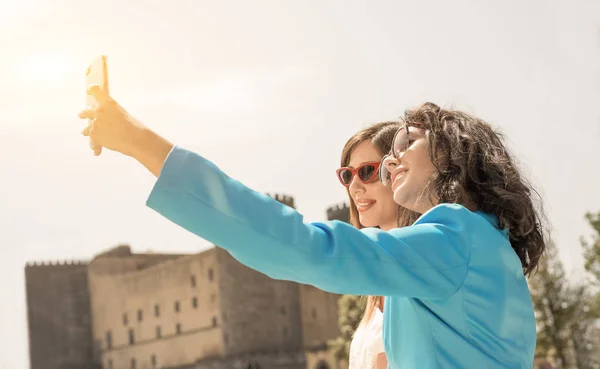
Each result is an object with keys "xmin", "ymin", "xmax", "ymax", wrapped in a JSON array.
[{"xmin": 25, "ymin": 195, "xmax": 351, "ymax": 369}]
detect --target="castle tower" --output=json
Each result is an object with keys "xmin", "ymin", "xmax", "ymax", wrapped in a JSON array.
[
  {"xmin": 326, "ymin": 202, "xmax": 350, "ymax": 223},
  {"xmin": 25, "ymin": 260, "xmax": 96, "ymax": 369},
  {"xmin": 267, "ymin": 193, "xmax": 296, "ymax": 209}
]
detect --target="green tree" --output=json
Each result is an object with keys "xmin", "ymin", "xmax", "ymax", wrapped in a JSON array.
[
  {"xmin": 530, "ymin": 244, "xmax": 573, "ymax": 366},
  {"xmin": 577, "ymin": 210, "xmax": 600, "ymax": 368},
  {"xmin": 582, "ymin": 211, "xmax": 600, "ymax": 287},
  {"xmin": 567, "ymin": 285, "xmax": 598, "ymax": 369},
  {"xmin": 531, "ymin": 234, "xmax": 599, "ymax": 368},
  {"xmin": 328, "ymin": 295, "xmax": 366, "ymax": 361}
]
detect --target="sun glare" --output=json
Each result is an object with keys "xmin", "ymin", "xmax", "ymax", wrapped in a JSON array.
[{"xmin": 16, "ymin": 52, "xmax": 74, "ymax": 85}]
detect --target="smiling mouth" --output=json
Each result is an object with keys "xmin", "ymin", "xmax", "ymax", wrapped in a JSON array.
[{"xmin": 356, "ymin": 200, "xmax": 376, "ymax": 212}]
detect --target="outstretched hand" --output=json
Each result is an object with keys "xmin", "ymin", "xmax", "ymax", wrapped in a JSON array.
[
  {"xmin": 78, "ymin": 85, "xmax": 174, "ymax": 177},
  {"xmin": 79, "ymin": 85, "xmax": 146, "ymax": 158}
]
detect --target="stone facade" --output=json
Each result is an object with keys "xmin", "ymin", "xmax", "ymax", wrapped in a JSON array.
[
  {"xmin": 25, "ymin": 194, "xmax": 351, "ymax": 369},
  {"xmin": 216, "ymin": 247, "xmax": 304, "ymax": 356}
]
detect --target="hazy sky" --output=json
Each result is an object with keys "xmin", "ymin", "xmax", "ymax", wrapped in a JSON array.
[{"xmin": 1, "ymin": 0, "xmax": 599, "ymax": 368}]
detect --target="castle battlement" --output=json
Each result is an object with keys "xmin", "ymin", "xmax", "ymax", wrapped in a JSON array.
[
  {"xmin": 266, "ymin": 193, "xmax": 295, "ymax": 209},
  {"xmin": 25, "ymin": 260, "xmax": 88, "ymax": 268},
  {"xmin": 326, "ymin": 202, "xmax": 350, "ymax": 222}
]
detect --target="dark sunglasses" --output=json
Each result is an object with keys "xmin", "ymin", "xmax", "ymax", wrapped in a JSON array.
[{"xmin": 336, "ymin": 161, "xmax": 381, "ymax": 187}]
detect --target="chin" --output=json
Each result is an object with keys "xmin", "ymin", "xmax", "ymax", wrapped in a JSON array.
[
  {"xmin": 358, "ymin": 215, "xmax": 378, "ymax": 228},
  {"xmin": 393, "ymin": 186, "xmax": 408, "ymax": 207},
  {"xmin": 393, "ymin": 191, "xmax": 417, "ymax": 213}
]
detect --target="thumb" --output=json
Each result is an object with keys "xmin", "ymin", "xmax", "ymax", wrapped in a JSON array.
[{"xmin": 87, "ymin": 85, "xmax": 112, "ymax": 107}]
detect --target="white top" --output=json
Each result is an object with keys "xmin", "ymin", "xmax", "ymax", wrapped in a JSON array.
[{"xmin": 348, "ymin": 309, "xmax": 385, "ymax": 369}]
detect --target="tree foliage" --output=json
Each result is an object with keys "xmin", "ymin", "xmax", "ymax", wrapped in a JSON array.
[
  {"xmin": 530, "ymin": 244, "xmax": 574, "ymax": 366},
  {"xmin": 328, "ymin": 295, "xmax": 366, "ymax": 360},
  {"xmin": 530, "ymin": 209, "xmax": 600, "ymax": 369},
  {"xmin": 582, "ymin": 211, "xmax": 600, "ymax": 287}
]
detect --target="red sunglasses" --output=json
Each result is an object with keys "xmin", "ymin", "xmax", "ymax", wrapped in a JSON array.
[{"xmin": 336, "ymin": 161, "xmax": 381, "ymax": 187}]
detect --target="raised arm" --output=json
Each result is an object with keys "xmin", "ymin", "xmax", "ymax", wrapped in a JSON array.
[
  {"xmin": 80, "ymin": 86, "xmax": 472, "ymax": 299},
  {"xmin": 146, "ymin": 146, "xmax": 472, "ymax": 298}
]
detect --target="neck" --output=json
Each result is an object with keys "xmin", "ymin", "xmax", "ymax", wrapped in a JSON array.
[{"xmin": 379, "ymin": 222, "xmax": 397, "ymax": 231}]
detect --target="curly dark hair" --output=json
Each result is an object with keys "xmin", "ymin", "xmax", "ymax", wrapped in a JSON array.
[{"xmin": 403, "ymin": 102, "xmax": 548, "ymax": 276}]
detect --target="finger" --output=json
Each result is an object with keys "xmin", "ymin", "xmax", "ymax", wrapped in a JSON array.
[
  {"xmin": 78, "ymin": 109, "xmax": 96, "ymax": 120},
  {"xmin": 81, "ymin": 125, "xmax": 91, "ymax": 136},
  {"xmin": 87, "ymin": 85, "xmax": 112, "ymax": 107},
  {"xmin": 89, "ymin": 136, "xmax": 103, "ymax": 156}
]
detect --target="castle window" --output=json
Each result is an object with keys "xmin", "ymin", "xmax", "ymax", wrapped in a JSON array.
[
  {"xmin": 280, "ymin": 306, "xmax": 287, "ymax": 315},
  {"xmin": 128, "ymin": 328, "xmax": 135, "ymax": 345},
  {"xmin": 192, "ymin": 296, "xmax": 198, "ymax": 309},
  {"xmin": 131, "ymin": 358, "xmax": 136, "ymax": 369},
  {"xmin": 311, "ymin": 307, "xmax": 318, "ymax": 319},
  {"xmin": 105, "ymin": 330, "xmax": 112, "ymax": 349},
  {"xmin": 123, "ymin": 313, "xmax": 128, "ymax": 326},
  {"xmin": 174, "ymin": 300, "xmax": 180, "ymax": 313},
  {"xmin": 315, "ymin": 360, "xmax": 330, "ymax": 369},
  {"xmin": 154, "ymin": 304, "xmax": 160, "ymax": 317},
  {"xmin": 208, "ymin": 268, "xmax": 214, "ymax": 281},
  {"xmin": 191, "ymin": 275, "xmax": 196, "ymax": 287},
  {"xmin": 212, "ymin": 316, "xmax": 217, "ymax": 327},
  {"xmin": 176, "ymin": 323, "xmax": 182, "ymax": 334},
  {"xmin": 137, "ymin": 309, "xmax": 143, "ymax": 322},
  {"xmin": 107, "ymin": 359, "xmax": 113, "ymax": 369},
  {"xmin": 151, "ymin": 354, "xmax": 157, "ymax": 368},
  {"xmin": 156, "ymin": 326, "xmax": 161, "ymax": 339}
]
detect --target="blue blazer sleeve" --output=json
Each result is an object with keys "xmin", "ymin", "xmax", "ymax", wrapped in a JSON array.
[{"xmin": 146, "ymin": 146, "xmax": 472, "ymax": 299}]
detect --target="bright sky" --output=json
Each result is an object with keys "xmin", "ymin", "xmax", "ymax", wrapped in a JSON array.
[{"xmin": 1, "ymin": 0, "xmax": 599, "ymax": 368}]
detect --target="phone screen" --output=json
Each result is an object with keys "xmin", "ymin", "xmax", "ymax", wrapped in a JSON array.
[{"xmin": 85, "ymin": 55, "xmax": 109, "ymax": 108}]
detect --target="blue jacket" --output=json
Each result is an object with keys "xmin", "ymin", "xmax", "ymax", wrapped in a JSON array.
[{"xmin": 146, "ymin": 146, "xmax": 536, "ymax": 369}]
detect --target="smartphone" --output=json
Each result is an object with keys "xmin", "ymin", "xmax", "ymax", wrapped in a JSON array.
[
  {"xmin": 85, "ymin": 55, "xmax": 109, "ymax": 109},
  {"xmin": 85, "ymin": 55, "xmax": 109, "ymax": 155}
]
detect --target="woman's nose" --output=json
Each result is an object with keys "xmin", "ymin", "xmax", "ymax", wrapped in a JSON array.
[{"xmin": 348, "ymin": 173, "xmax": 365, "ymax": 193}]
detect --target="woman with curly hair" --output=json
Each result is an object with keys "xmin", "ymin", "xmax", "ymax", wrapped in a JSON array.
[
  {"xmin": 80, "ymin": 87, "xmax": 548, "ymax": 369},
  {"xmin": 336, "ymin": 121, "xmax": 420, "ymax": 369}
]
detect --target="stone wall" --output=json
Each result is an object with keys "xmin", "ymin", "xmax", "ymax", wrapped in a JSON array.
[
  {"xmin": 88, "ymin": 249, "xmax": 223, "ymax": 369},
  {"xmin": 217, "ymin": 248, "xmax": 303, "ymax": 355},
  {"xmin": 216, "ymin": 194, "xmax": 303, "ymax": 357}
]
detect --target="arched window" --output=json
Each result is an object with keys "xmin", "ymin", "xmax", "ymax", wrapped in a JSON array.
[{"xmin": 315, "ymin": 360, "xmax": 330, "ymax": 369}]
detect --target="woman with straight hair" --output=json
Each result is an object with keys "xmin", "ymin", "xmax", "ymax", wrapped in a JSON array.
[{"xmin": 336, "ymin": 121, "xmax": 419, "ymax": 369}]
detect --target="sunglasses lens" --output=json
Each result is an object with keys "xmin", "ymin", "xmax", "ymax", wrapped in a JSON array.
[
  {"xmin": 393, "ymin": 128, "xmax": 409, "ymax": 157},
  {"xmin": 358, "ymin": 164, "xmax": 377, "ymax": 183},
  {"xmin": 338, "ymin": 169, "xmax": 353, "ymax": 185},
  {"xmin": 379, "ymin": 156, "xmax": 391, "ymax": 185}
]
